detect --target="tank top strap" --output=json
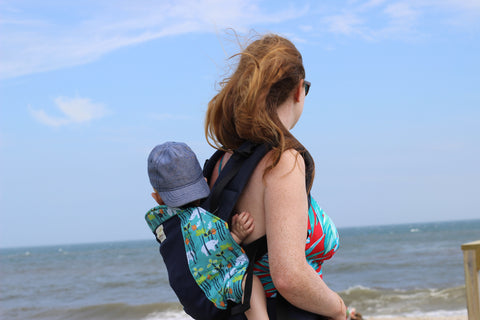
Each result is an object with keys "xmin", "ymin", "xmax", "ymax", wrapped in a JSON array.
[{"xmin": 218, "ymin": 153, "xmax": 226, "ymax": 173}]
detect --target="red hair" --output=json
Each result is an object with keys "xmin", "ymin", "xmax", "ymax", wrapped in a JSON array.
[{"xmin": 205, "ymin": 34, "xmax": 315, "ymax": 192}]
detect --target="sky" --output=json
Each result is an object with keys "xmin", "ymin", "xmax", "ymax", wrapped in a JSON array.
[{"xmin": 1, "ymin": 0, "xmax": 479, "ymax": 248}]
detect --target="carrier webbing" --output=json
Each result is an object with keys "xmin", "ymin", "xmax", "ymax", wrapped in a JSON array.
[
  {"xmin": 201, "ymin": 141, "xmax": 271, "ymax": 316},
  {"xmin": 203, "ymin": 142, "xmax": 322, "ymax": 320},
  {"xmin": 202, "ymin": 141, "xmax": 271, "ymax": 222}
]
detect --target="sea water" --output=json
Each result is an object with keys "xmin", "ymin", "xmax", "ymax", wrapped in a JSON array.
[{"xmin": 1, "ymin": 219, "xmax": 479, "ymax": 319}]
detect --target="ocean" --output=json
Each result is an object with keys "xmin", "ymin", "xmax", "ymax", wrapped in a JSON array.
[{"xmin": 1, "ymin": 219, "xmax": 479, "ymax": 320}]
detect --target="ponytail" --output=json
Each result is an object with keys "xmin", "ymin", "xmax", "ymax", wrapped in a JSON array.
[{"xmin": 205, "ymin": 34, "xmax": 315, "ymax": 192}]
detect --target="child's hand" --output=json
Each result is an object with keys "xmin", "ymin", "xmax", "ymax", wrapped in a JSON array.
[
  {"xmin": 230, "ymin": 211, "xmax": 254, "ymax": 244},
  {"xmin": 347, "ymin": 307, "xmax": 363, "ymax": 320}
]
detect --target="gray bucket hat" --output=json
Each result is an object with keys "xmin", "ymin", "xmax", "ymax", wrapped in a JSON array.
[{"xmin": 148, "ymin": 142, "xmax": 210, "ymax": 207}]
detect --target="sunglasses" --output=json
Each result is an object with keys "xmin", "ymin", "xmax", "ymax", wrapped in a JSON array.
[{"xmin": 303, "ymin": 80, "xmax": 311, "ymax": 96}]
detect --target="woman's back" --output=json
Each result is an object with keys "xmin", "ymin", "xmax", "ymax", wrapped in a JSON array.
[
  {"xmin": 235, "ymin": 155, "xmax": 268, "ymax": 244},
  {"xmin": 208, "ymin": 150, "xmax": 268, "ymax": 244},
  {"xmin": 209, "ymin": 148, "xmax": 309, "ymax": 246}
]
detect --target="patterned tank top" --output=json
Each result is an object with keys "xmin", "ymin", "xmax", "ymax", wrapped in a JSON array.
[{"xmin": 253, "ymin": 197, "xmax": 339, "ymax": 298}]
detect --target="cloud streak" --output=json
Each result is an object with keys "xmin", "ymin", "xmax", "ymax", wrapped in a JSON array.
[
  {"xmin": 1, "ymin": 0, "xmax": 478, "ymax": 79},
  {"xmin": 320, "ymin": 0, "xmax": 480, "ymax": 41},
  {"xmin": 29, "ymin": 96, "xmax": 109, "ymax": 127},
  {"xmin": 0, "ymin": 0, "xmax": 304, "ymax": 79},
  {"xmin": 323, "ymin": 13, "xmax": 365, "ymax": 37}
]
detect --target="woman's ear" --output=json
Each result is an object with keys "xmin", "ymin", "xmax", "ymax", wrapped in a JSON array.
[{"xmin": 293, "ymin": 79, "xmax": 304, "ymax": 102}]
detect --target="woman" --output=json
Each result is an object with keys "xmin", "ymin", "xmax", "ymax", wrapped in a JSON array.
[{"xmin": 204, "ymin": 34, "xmax": 346, "ymax": 320}]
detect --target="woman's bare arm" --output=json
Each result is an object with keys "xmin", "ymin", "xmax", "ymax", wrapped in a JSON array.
[{"xmin": 264, "ymin": 149, "xmax": 346, "ymax": 320}]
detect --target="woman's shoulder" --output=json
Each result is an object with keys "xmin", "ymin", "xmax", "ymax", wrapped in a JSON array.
[
  {"xmin": 262, "ymin": 148, "xmax": 306, "ymax": 179},
  {"xmin": 268, "ymin": 148, "xmax": 305, "ymax": 167}
]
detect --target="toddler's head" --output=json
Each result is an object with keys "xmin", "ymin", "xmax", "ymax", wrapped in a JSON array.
[{"xmin": 148, "ymin": 142, "xmax": 209, "ymax": 207}]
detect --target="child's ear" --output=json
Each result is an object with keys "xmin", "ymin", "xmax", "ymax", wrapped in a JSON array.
[{"xmin": 151, "ymin": 191, "xmax": 165, "ymax": 205}]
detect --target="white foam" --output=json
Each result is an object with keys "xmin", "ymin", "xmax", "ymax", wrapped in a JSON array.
[
  {"xmin": 402, "ymin": 309, "xmax": 467, "ymax": 318},
  {"xmin": 142, "ymin": 310, "xmax": 193, "ymax": 320}
]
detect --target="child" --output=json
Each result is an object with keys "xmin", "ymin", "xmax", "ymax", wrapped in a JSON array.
[{"xmin": 146, "ymin": 141, "xmax": 268, "ymax": 320}]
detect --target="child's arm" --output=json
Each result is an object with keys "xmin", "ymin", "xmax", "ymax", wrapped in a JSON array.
[{"xmin": 230, "ymin": 211, "xmax": 254, "ymax": 244}]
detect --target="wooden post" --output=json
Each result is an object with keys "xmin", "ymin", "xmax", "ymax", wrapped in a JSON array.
[{"xmin": 461, "ymin": 240, "xmax": 480, "ymax": 320}]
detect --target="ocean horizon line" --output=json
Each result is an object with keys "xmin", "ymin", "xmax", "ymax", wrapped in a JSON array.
[{"xmin": 2, "ymin": 217, "xmax": 479, "ymax": 250}]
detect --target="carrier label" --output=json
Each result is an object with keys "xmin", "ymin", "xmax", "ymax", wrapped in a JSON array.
[{"xmin": 155, "ymin": 225, "xmax": 166, "ymax": 243}]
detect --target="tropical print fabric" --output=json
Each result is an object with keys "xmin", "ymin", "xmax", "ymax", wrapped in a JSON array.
[
  {"xmin": 253, "ymin": 197, "xmax": 339, "ymax": 298},
  {"xmin": 145, "ymin": 205, "xmax": 248, "ymax": 309}
]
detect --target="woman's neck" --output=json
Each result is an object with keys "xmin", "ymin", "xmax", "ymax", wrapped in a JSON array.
[{"xmin": 277, "ymin": 97, "xmax": 296, "ymax": 130}]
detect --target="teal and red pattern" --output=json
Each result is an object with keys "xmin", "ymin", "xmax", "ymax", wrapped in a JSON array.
[
  {"xmin": 146, "ymin": 205, "xmax": 248, "ymax": 309},
  {"xmin": 253, "ymin": 197, "xmax": 339, "ymax": 298}
]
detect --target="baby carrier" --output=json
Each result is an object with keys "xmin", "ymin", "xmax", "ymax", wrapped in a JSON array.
[{"xmin": 145, "ymin": 141, "xmax": 271, "ymax": 320}]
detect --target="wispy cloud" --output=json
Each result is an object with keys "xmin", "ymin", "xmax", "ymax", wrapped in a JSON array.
[
  {"xmin": 320, "ymin": 0, "xmax": 480, "ymax": 41},
  {"xmin": 384, "ymin": 2, "xmax": 418, "ymax": 22},
  {"xmin": 0, "ymin": 0, "xmax": 305, "ymax": 80},
  {"xmin": 29, "ymin": 96, "xmax": 109, "ymax": 127},
  {"xmin": 361, "ymin": 0, "xmax": 388, "ymax": 10},
  {"xmin": 323, "ymin": 13, "xmax": 365, "ymax": 37},
  {"xmin": 1, "ymin": 0, "xmax": 478, "ymax": 79}
]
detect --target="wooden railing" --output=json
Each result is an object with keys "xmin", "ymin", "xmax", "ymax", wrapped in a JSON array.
[{"xmin": 462, "ymin": 240, "xmax": 480, "ymax": 320}]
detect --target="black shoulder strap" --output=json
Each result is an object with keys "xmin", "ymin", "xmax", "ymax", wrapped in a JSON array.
[
  {"xmin": 203, "ymin": 148, "xmax": 224, "ymax": 184},
  {"xmin": 230, "ymin": 235, "xmax": 268, "ymax": 316},
  {"xmin": 201, "ymin": 141, "xmax": 271, "ymax": 317},
  {"xmin": 202, "ymin": 143, "xmax": 317, "ymax": 319},
  {"xmin": 202, "ymin": 141, "xmax": 271, "ymax": 222}
]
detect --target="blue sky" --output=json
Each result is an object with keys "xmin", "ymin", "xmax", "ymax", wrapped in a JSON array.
[{"xmin": 1, "ymin": 0, "xmax": 479, "ymax": 248}]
